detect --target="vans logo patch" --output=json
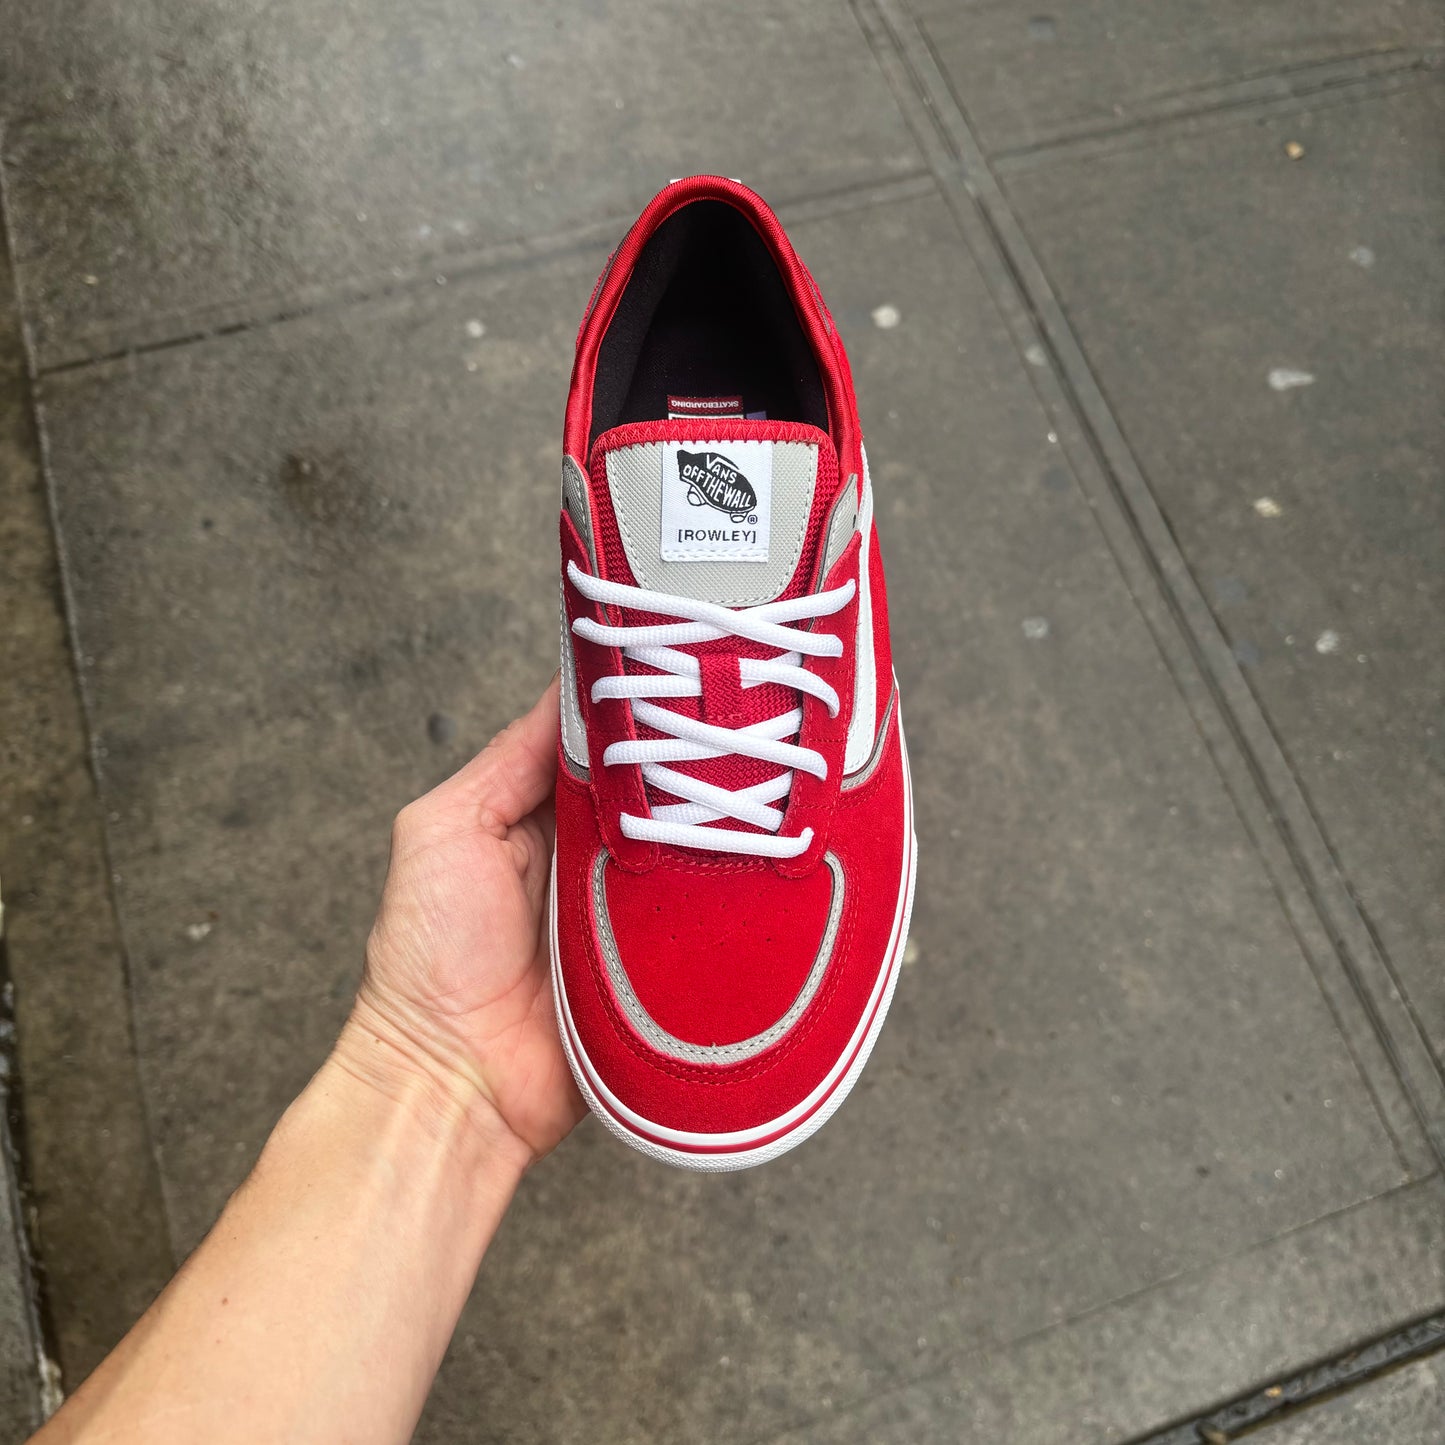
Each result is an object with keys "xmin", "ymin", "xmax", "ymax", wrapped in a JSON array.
[
  {"xmin": 660, "ymin": 439, "xmax": 772, "ymax": 564},
  {"xmin": 677, "ymin": 450, "xmax": 757, "ymax": 522}
]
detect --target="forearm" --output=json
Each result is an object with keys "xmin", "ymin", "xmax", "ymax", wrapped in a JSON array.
[{"xmin": 38, "ymin": 1017, "xmax": 530, "ymax": 1445}]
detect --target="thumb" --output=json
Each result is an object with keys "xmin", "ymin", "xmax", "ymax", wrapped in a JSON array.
[{"xmin": 426, "ymin": 676, "xmax": 560, "ymax": 835}]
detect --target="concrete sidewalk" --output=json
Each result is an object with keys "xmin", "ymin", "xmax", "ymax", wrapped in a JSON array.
[
  {"xmin": 0, "ymin": 981, "xmax": 46, "ymax": 1440},
  {"xmin": 1, "ymin": 2, "xmax": 1442, "ymax": 1440}
]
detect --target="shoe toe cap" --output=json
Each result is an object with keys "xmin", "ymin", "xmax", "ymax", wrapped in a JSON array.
[{"xmin": 595, "ymin": 853, "xmax": 840, "ymax": 1058}]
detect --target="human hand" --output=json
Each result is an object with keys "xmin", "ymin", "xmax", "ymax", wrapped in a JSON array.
[
  {"xmin": 39, "ymin": 682, "xmax": 580, "ymax": 1445},
  {"xmin": 338, "ymin": 677, "xmax": 585, "ymax": 1164}
]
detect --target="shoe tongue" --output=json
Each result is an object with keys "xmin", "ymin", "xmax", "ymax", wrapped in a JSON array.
[{"xmin": 590, "ymin": 417, "xmax": 837, "ymax": 605}]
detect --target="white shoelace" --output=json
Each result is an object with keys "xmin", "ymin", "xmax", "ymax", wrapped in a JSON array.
[{"xmin": 568, "ymin": 559, "xmax": 855, "ymax": 858}]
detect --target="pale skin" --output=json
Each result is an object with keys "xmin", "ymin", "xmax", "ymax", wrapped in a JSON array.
[{"xmin": 34, "ymin": 678, "xmax": 584, "ymax": 1445}]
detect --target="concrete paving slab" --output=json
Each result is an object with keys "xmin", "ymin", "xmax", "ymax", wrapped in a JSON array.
[
  {"xmin": 35, "ymin": 182, "xmax": 1437, "ymax": 1440},
  {"xmin": 910, "ymin": 0, "xmax": 1445, "ymax": 155},
  {"xmin": 1248, "ymin": 1350, "xmax": 1445, "ymax": 1444},
  {"xmin": 1003, "ymin": 84, "xmax": 1445, "ymax": 1111},
  {"xmin": 0, "ymin": 223, "xmax": 175, "ymax": 1382},
  {"xmin": 0, "ymin": 1100, "xmax": 43, "ymax": 1442},
  {"xmin": 0, "ymin": 0, "xmax": 921, "ymax": 367},
  {"xmin": 765, "ymin": 1178, "xmax": 1445, "ymax": 1444},
  {"xmin": 858, "ymin": 0, "xmax": 1443, "ymax": 1174}
]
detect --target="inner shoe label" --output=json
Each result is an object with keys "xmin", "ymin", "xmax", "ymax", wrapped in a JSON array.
[
  {"xmin": 660, "ymin": 440, "xmax": 772, "ymax": 563},
  {"xmin": 666, "ymin": 394, "xmax": 744, "ymax": 421}
]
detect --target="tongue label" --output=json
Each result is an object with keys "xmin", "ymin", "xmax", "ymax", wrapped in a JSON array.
[
  {"xmin": 660, "ymin": 440, "xmax": 772, "ymax": 563},
  {"xmin": 667, "ymin": 394, "xmax": 744, "ymax": 421}
]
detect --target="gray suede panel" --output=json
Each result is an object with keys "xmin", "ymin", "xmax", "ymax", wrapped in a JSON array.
[
  {"xmin": 841, "ymin": 685, "xmax": 897, "ymax": 788},
  {"xmin": 562, "ymin": 454, "xmax": 597, "ymax": 567},
  {"xmin": 605, "ymin": 439, "xmax": 820, "ymax": 605},
  {"xmin": 560, "ymin": 455, "xmax": 593, "ymax": 772},
  {"xmin": 820, "ymin": 473, "xmax": 859, "ymax": 582}
]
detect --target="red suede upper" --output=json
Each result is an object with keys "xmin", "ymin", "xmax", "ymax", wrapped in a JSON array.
[
  {"xmin": 554, "ymin": 176, "xmax": 907, "ymax": 1143},
  {"xmin": 602, "ymin": 854, "xmax": 835, "ymax": 1047},
  {"xmin": 555, "ymin": 706, "xmax": 907, "ymax": 1133}
]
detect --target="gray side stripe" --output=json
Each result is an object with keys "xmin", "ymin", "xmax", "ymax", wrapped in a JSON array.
[
  {"xmin": 841, "ymin": 682, "xmax": 898, "ymax": 789},
  {"xmin": 592, "ymin": 850, "xmax": 845, "ymax": 1066},
  {"xmin": 818, "ymin": 473, "xmax": 859, "ymax": 583},
  {"xmin": 562, "ymin": 454, "xmax": 597, "ymax": 567},
  {"xmin": 559, "ymin": 577, "xmax": 590, "ymax": 777},
  {"xmin": 560, "ymin": 455, "xmax": 593, "ymax": 775}
]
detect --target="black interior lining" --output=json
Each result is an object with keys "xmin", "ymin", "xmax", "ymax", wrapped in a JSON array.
[{"xmin": 590, "ymin": 201, "xmax": 827, "ymax": 442}]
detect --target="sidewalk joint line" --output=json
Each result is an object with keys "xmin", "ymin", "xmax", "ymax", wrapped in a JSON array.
[
  {"xmin": 0, "ymin": 123, "xmax": 183, "ymax": 1331},
  {"xmin": 990, "ymin": 48, "xmax": 1444, "ymax": 174},
  {"xmin": 32, "ymin": 170, "xmax": 933, "ymax": 378},
  {"xmin": 1128, "ymin": 1308, "xmax": 1445, "ymax": 1443},
  {"xmin": 742, "ymin": 1177, "xmax": 1444, "ymax": 1445}
]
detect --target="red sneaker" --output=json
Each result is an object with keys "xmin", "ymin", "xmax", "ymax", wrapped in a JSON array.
[{"xmin": 552, "ymin": 176, "xmax": 915, "ymax": 1170}]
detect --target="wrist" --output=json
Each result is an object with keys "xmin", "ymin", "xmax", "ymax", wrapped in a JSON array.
[
  {"xmin": 328, "ymin": 999, "xmax": 533, "ymax": 1184},
  {"xmin": 198, "ymin": 1007, "xmax": 530, "ymax": 1445}
]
